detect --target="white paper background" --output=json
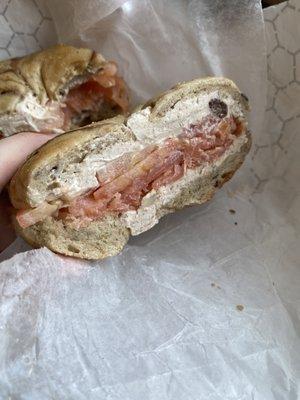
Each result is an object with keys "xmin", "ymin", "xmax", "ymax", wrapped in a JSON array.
[{"xmin": 0, "ymin": 1, "xmax": 299, "ymax": 399}]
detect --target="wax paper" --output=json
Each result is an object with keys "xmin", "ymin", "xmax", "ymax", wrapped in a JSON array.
[{"xmin": 0, "ymin": 1, "xmax": 299, "ymax": 399}]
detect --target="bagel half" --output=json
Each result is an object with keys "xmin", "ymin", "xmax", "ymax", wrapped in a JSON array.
[{"xmin": 0, "ymin": 44, "xmax": 128, "ymax": 137}]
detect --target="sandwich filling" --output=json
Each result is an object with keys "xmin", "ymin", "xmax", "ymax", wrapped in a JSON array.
[
  {"xmin": 62, "ymin": 62, "xmax": 128, "ymax": 129},
  {"xmin": 16, "ymin": 102, "xmax": 247, "ymax": 230}
]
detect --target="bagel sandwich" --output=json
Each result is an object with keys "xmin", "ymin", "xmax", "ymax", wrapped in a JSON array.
[{"xmin": 9, "ymin": 77, "xmax": 251, "ymax": 259}]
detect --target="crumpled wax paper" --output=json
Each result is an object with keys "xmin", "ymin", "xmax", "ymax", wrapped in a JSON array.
[{"xmin": 0, "ymin": 1, "xmax": 300, "ymax": 399}]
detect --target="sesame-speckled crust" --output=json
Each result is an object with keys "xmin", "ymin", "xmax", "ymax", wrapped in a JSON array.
[
  {"xmin": 0, "ymin": 44, "xmax": 106, "ymax": 110},
  {"xmin": 9, "ymin": 77, "xmax": 251, "ymax": 259},
  {"xmin": 12, "ymin": 212, "xmax": 130, "ymax": 260},
  {"xmin": 140, "ymin": 77, "xmax": 249, "ymax": 118}
]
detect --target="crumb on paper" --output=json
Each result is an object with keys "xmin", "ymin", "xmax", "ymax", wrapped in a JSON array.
[
  {"xmin": 236, "ymin": 304, "xmax": 244, "ymax": 311},
  {"xmin": 211, "ymin": 283, "xmax": 221, "ymax": 289},
  {"xmin": 227, "ymin": 190, "xmax": 236, "ymax": 198},
  {"xmin": 226, "ymin": 186, "xmax": 246, "ymax": 198},
  {"xmin": 229, "ymin": 209, "xmax": 236, "ymax": 214}
]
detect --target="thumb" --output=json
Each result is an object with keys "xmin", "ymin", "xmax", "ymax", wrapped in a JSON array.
[{"xmin": 0, "ymin": 132, "xmax": 57, "ymax": 192}]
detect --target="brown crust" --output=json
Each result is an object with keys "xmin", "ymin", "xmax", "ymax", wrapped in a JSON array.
[
  {"xmin": 0, "ymin": 44, "xmax": 106, "ymax": 108},
  {"xmin": 141, "ymin": 77, "xmax": 249, "ymax": 119},
  {"xmin": 12, "ymin": 212, "xmax": 130, "ymax": 260}
]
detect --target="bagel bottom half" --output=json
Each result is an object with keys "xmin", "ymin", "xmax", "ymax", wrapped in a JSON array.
[{"xmin": 13, "ymin": 135, "xmax": 250, "ymax": 259}]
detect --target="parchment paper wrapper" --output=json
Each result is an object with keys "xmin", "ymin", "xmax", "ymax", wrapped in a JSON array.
[{"xmin": 0, "ymin": 1, "xmax": 299, "ymax": 399}]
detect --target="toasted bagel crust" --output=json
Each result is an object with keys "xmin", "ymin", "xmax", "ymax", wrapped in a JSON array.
[{"xmin": 0, "ymin": 44, "xmax": 105, "ymax": 109}]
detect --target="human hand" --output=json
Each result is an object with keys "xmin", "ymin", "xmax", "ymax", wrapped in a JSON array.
[{"xmin": 0, "ymin": 132, "xmax": 57, "ymax": 252}]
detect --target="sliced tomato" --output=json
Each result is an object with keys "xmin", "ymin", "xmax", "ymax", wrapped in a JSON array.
[
  {"xmin": 96, "ymin": 153, "xmax": 133, "ymax": 186},
  {"xmin": 93, "ymin": 175, "xmax": 133, "ymax": 201},
  {"xmin": 63, "ymin": 66, "xmax": 129, "ymax": 128},
  {"xmin": 101, "ymin": 61, "xmax": 118, "ymax": 77},
  {"xmin": 64, "ymin": 81, "xmax": 105, "ymax": 115},
  {"xmin": 49, "ymin": 116, "xmax": 244, "ymax": 222},
  {"xmin": 152, "ymin": 164, "xmax": 184, "ymax": 190},
  {"xmin": 67, "ymin": 194, "xmax": 108, "ymax": 218},
  {"xmin": 16, "ymin": 202, "xmax": 58, "ymax": 228}
]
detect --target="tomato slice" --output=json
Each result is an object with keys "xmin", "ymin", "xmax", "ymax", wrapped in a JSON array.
[
  {"xmin": 63, "ymin": 67, "xmax": 129, "ymax": 127},
  {"xmin": 16, "ymin": 202, "xmax": 58, "ymax": 229}
]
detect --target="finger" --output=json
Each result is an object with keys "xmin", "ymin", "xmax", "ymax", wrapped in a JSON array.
[{"xmin": 0, "ymin": 132, "xmax": 57, "ymax": 192}]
